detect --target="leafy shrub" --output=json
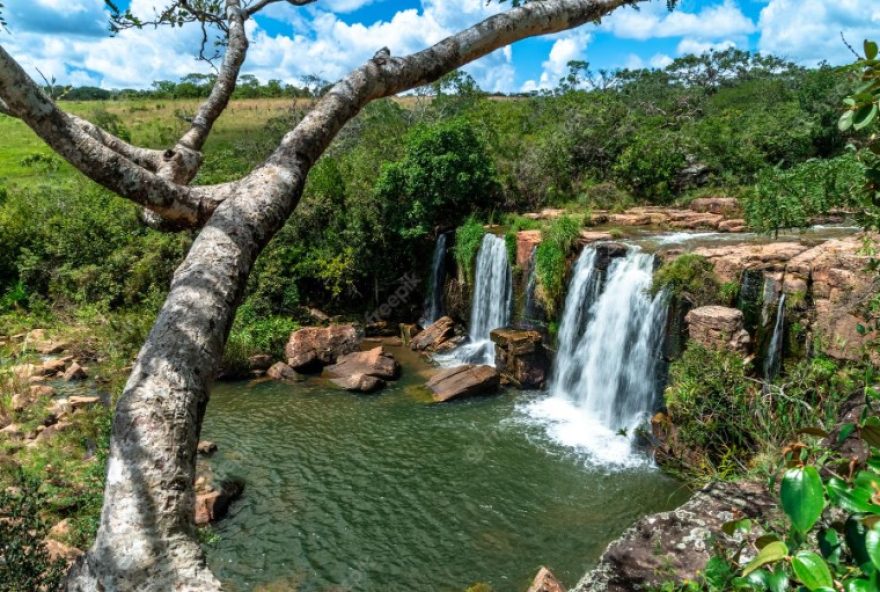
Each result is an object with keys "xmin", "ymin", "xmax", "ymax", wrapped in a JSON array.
[
  {"xmin": 0, "ymin": 470, "xmax": 67, "ymax": 591},
  {"xmin": 222, "ymin": 309, "xmax": 299, "ymax": 377},
  {"xmin": 652, "ymin": 254, "xmax": 721, "ymax": 307},
  {"xmin": 454, "ymin": 217, "xmax": 486, "ymax": 284},
  {"xmin": 743, "ymin": 154, "xmax": 864, "ymax": 232},
  {"xmin": 534, "ymin": 216, "xmax": 581, "ymax": 315},
  {"xmin": 614, "ymin": 131, "xmax": 689, "ymax": 202}
]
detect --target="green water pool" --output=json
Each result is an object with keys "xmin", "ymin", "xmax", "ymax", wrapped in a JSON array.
[{"xmin": 201, "ymin": 345, "xmax": 687, "ymax": 591}]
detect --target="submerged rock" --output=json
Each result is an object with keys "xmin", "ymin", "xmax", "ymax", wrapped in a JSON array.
[
  {"xmin": 195, "ymin": 477, "xmax": 244, "ymax": 526},
  {"xmin": 266, "ymin": 361, "xmax": 300, "ymax": 382},
  {"xmin": 62, "ymin": 362, "xmax": 87, "ymax": 382},
  {"xmin": 285, "ymin": 324, "xmax": 360, "ymax": 372},
  {"xmin": 330, "ymin": 373, "xmax": 385, "ymax": 393},
  {"xmin": 685, "ymin": 306, "xmax": 750, "ymax": 354},
  {"xmin": 574, "ymin": 481, "xmax": 774, "ymax": 592},
  {"xmin": 527, "ymin": 567, "xmax": 566, "ymax": 592},
  {"xmin": 197, "ymin": 440, "xmax": 218, "ymax": 455},
  {"xmin": 248, "ymin": 354, "xmax": 274, "ymax": 371},
  {"xmin": 426, "ymin": 364, "xmax": 500, "ymax": 402},
  {"xmin": 410, "ymin": 316, "xmax": 458, "ymax": 352},
  {"xmin": 490, "ymin": 328, "xmax": 549, "ymax": 389}
]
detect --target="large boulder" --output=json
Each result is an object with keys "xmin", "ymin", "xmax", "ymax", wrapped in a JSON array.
[
  {"xmin": 490, "ymin": 328, "xmax": 549, "ymax": 389},
  {"xmin": 410, "ymin": 316, "xmax": 458, "ymax": 352},
  {"xmin": 325, "ymin": 346, "xmax": 400, "ymax": 380},
  {"xmin": 266, "ymin": 361, "xmax": 300, "ymax": 382},
  {"xmin": 426, "ymin": 365, "xmax": 500, "ymax": 402},
  {"xmin": 284, "ymin": 324, "xmax": 360, "ymax": 372},
  {"xmin": 325, "ymin": 346, "xmax": 400, "ymax": 392},
  {"xmin": 195, "ymin": 477, "xmax": 244, "ymax": 526},
  {"xmin": 685, "ymin": 306, "xmax": 750, "ymax": 354},
  {"xmin": 574, "ymin": 481, "xmax": 774, "ymax": 592}
]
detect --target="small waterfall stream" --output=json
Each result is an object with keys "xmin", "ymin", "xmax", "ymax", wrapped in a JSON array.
[
  {"xmin": 520, "ymin": 246, "xmax": 541, "ymax": 328},
  {"xmin": 764, "ymin": 293, "xmax": 786, "ymax": 380},
  {"xmin": 420, "ymin": 233, "xmax": 448, "ymax": 326},
  {"xmin": 439, "ymin": 233, "xmax": 511, "ymax": 366},
  {"xmin": 526, "ymin": 246, "xmax": 668, "ymax": 466}
]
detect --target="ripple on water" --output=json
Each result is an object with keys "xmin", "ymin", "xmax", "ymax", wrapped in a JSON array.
[{"xmin": 202, "ymin": 351, "xmax": 687, "ymax": 592}]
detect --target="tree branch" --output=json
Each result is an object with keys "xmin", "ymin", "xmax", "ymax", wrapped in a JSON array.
[
  {"xmin": 244, "ymin": 0, "xmax": 317, "ymax": 16},
  {"xmin": 0, "ymin": 44, "xmax": 220, "ymax": 227}
]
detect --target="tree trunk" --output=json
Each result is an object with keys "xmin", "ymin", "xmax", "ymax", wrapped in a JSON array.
[{"xmin": 66, "ymin": 164, "xmax": 305, "ymax": 591}]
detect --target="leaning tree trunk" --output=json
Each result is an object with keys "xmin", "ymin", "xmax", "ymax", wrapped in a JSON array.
[{"xmin": 66, "ymin": 164, "xmax": 306, "ymax": 591}]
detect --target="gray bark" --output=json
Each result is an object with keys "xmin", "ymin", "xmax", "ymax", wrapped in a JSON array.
[{"xmin": 2, "ymin": 0, "xmax": 642, "ymax": 589}]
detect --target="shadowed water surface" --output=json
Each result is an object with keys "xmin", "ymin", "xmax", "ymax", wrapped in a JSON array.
[{"xmin": 202, "ymin": 346, "xmax": 687, "ymax": 591}]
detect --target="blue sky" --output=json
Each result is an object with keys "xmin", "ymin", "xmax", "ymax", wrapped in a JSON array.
[{"xmin": 2, "ymin": 0, "xmax": 878, "ymax": 92}]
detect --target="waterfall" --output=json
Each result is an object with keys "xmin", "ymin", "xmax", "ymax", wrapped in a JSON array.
[
  {"xmin": 520, "ymin": 246, "xmax": 540, "ymax": 328},
  {"xmin": 437, "ymin": 233, "xmax": 511, "ymax": 366},
  {"xmin": 526, "ymin": 247, "xmax": 668, "ymax": 466},
  {"xmin": 421, "ymin": 233, "xmax": 448, "ymax": 326},
  {"xmin": 764, "ymin": 293, "xmax": 785, "ymax": 380}
]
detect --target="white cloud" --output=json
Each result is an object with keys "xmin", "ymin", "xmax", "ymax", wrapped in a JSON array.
[
  {"xmin": 757, "ymin": 0, "xmax": 880, "ymax": 65},
  {"xmin": 520, "ymin": 30, "xmax": 591, "ymax": 92},
  {"xmin": 602, "ymin": 0, "xmax": 755, "ymax": 41},
  {"xmin": 650, "ymin": 53, "xmax": 674, "ymax": 69},
  {"xmin": 676, "ymin": 38, "xmax": 737, "ymax": 56}
]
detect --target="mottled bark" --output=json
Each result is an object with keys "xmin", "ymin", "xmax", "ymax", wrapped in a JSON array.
[{"xmin": 3, "ymin": 1, "xmax": 643, "ymax": 589}]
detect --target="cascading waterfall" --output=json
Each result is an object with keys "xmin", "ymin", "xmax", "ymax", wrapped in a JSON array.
[
  {"xmin": 420, "ymin": 233, "xmax": 448, "ymax": 326},
  {"xmin": 764, "ymin": 293, "xmax": 786, "ymax": 380},
  {"xmin": 438, "ymin": 233, "xmax": 511, "ymax": 366},
  {"xmin": 525, "ymin": 246, "xmax": 668, "ymax": 466}
]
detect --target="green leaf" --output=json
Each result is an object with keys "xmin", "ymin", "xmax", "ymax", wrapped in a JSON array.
[
  {"xmin": 846, "ymin": 516, "xmax": 872, "ymax": 566},
  {"xmin": 840, "ymin": 110, "xmax": 855, "ymax": 131},
  {"xmin": 866, "ymin": 524, "xmax": 880, "ymax": 570},
  {"xmin": 781, "ymin": 467, "xmax": 825, "ymax": 532},
  {"xmin": 792, "ymin": 551, "xmax": 834, "ymax": 590},
  {"xmin": 767, "ymin": 566, "xmax": 790, "ymax": 592},
  {"xmin": 841, "ymin": 423, "xmax": 858, "ymax": 443},
  {"xmin": 744, "ymin": 541, "xmax": 789, "ymax": 576},
  {"xmin": 757, "ymin": 534, "xmax": 782, "ymax": 549},
  {"xmin": 866, "ymin": 40, "xmax": 879, "ymax": 61},
  {"xmin": 844, "ymin": 578, "xmax": 875, "ymax": 592},
  {"xmin": 863, "ymin": 417, "xmax": 880, "ymax": 448},
  {"xmin": 854, "ymin": 103, "xmax": 879, "ymax": 131},
  {"xmin": 819, "ymin": 528, "xmax": 842, "ymax": 565},
  {"xmin": 829, "ymin": 478, "xmax": 877, "ymax": 513}
]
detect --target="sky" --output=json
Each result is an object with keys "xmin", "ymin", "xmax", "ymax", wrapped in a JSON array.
[{"xmin": 2, "ymin": 0, "xmax": 879, "ymax": 93}]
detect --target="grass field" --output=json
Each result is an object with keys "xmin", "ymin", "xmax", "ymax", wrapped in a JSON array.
[{"xmin": 0, "ymin": 98, "xmax": 316, "ymax": 186}]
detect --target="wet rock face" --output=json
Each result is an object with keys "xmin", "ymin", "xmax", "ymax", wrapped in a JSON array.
[
  {"xmin": 426, "ymin": 364, "xmax": 500, "ymax": 402},
  {"xmin": 410, "ymin": 316, "xmax": 458, "ymax": 352},
  {"xmin": 490, "ymin": 328, "xmax": 549, "ymax": 389},
  {"xmin": 692, "ymin": 242, "xmax": 809, "ymax": 284},
  {"xmin": 516, "ymin": 230, "xmax": 543, "ymax": 268},
  {"xmin": 195, "ymin": 477, "xmax": 245, "ymax": 526},
  {"xmin": 685, "ymin": 306, "xmax": 750, "ymax": 354},
  {"xmin": 575, "ymin": 481, "xmax": 775, "ymax": 592},
  {"xmin": 284, "ymin": 325, "xmax": 361, "ymax": 372},
  {"xmin": 527, "ymin": 566, "xmax": 567, "ymax": 592}
]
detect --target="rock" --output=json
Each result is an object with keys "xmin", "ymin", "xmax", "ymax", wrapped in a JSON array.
[
  {"xmin": 29, "ymin": 384, "xmax": 55, "ymax": 398},
  {"xmin": 400, "ymin": 323, "xmax": 420, "ymax": 344},
  {"xmin": 0, "ymin": 423, "xmax": 23, "ymax": 440},
  {"xmin": 523, "ymin": 208, "xmax": 565, "ymax": 221},
  {"xmin": 490, "ymin": 328, "xmax": 549, "ymax": 389},
  {"xmin": 266, "ymin": 361, "xmax": 300, "ymax": 381},
  {"xmin": 35, "ymin": 420, "xmax": 73, "ymax": 442},
  {"xmin": 62, "ymin": 362, "xmax": 87, "ymax": 382},
  {"xmin": 11, "ymin": 393, "xmax": 28, "ymax": 413},
  {"xmin": 197, "ymin": 441, "xmax": 218, "ymax": 455},
  {"xmin": 410, "ymin": 316, "xmax": 457, "ymax": 352},
  {"xmin": 11, "ymin": 363, "xmax": 40, "ymax": 382},
  {"xmin": 686, "ymin": 306, "xmax": 750, "ymax": 354},
  {"xmin": 689, "ymin": 197, "xmax": 741, "ymax": 216},
  {"xmin": 365, "ymin": 320, "xmax": 398, "ymax": 337},
  {"xmin": 326, "ymin": 347, "xmax": 400, "ymax": 380},
  {"xmin": 195, "ymin": 478, "xmax": 244, "ymax": 525},
  {"xmin": 45, "ymin": 538, "xmax": 83, "ymax": 564},
  {"xmin": 718, "ymin": 218, "xmax": 746, "ymax": 233},
  {"xmin": 667, "ymin": 211, "xmax": 723, "ymax": 230},
  {"xmin": 426, "ymin": 365, "xmax": 500, "ymax": 402},
  {"xmin": 516, "ymin": 230, "xmax": 543, "ymax": 268},
  {"xmin": 527, "ymin": 567, "xmax": 566, "ymax": 592},
  {"xmin": 68, "ymin": 395, "xmax": 100, "ymax": 410},
  {"xmin": 284, "ymin": 325, "xmax": 360, "ymax": 372},
  {"xmin": 433, "ymin": 334, "xmax": 467, "ymax": 354},
  {"xmin": 48, "ymin": 518, "xmax": 72, "ymax": 541},
  {"xmin": 574, "ymin": 481, "xmax": 774, "ymax": 592},
  {"xmin": 692, "ymin": 242, "xmax": 808, "ymax": 284},
  {"xmin": 330, "ymin": 373, "xmax": 385, "ymax": 393},
  {"xmin": 609, "ymin": 213, "xmax": 652, "ymax": 227},
  {"xmin": 307, "ymin": 307, "xmax": 331, "ymax": 323},
  {"xmin": 35, "ymin": 340, "xmax": 69, "ymax": 355},
  {"xmin": 594, "ymin": 242, "xmax": 630, "ymax": 271},
  {"xmin": 248, "ymin": 354, "xmax": 273, "ymax": 371},
  {"xmin": 577, "ymin": 230, "xmax": 613, "ymax": 245},
  {"xmin": 40, "ymin": 358, "xmax": 68, "ymax": 375}
]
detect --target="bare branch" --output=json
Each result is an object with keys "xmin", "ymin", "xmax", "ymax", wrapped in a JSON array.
[
  {"xmin": 178, "ymin": 0, "xmax": 249, "ymax": 151},
  {"xmin": 244, "ymin": 0, "xmax": 317, "ymax": 16}
]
